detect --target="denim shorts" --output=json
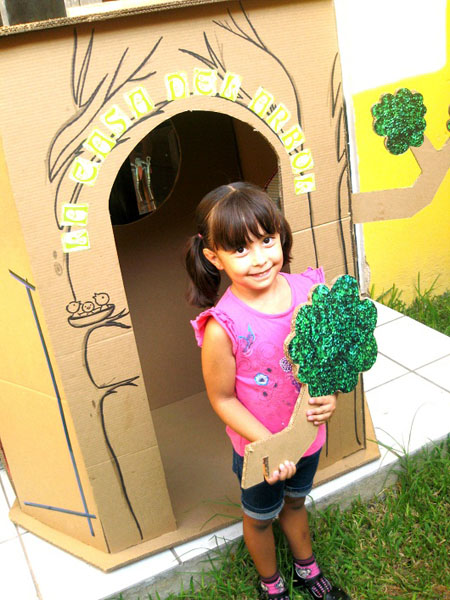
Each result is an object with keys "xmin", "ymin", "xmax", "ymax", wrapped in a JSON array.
[{"xmin": 232, "ymin": 448, "xmax": 321, "ymax": 520}]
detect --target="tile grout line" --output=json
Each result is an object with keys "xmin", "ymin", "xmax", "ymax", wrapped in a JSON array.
[
  {"xmin": 413, "ymin": 370, "xmax": 450, "ymax": 395},
  {"xmin": 364, "ymin": 370, "xmax": 410, "ymax": 394},
  {"xmin": 0, "ymin": 474, "xmax": 43, "ymax": 600},
  {"xmin": 377, "ymin": 350, "xmax": 449, "ymax": 375},
  {"xmin": 366, "ymin": 351, "xmax": 450, "ymax": 394},
  {"xmin": 16, "ymin": 532, "xmax": 44, "ymax": 600},
  {"xmin": 375, "ymin": 315, "xmax": 404, "ymax": 329},
  {"xmin": 414, "ymin": 352, "xmax": 450, "ymax": 371}
]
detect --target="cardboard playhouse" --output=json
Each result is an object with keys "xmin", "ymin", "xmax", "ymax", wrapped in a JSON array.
[{"xmin": 1, "ymin": 0, "xmax": 444, "ymax": 572}]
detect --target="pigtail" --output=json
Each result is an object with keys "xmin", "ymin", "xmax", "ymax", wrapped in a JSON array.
[{"xmin": 185, "ymin": 234, "xmax": 221, "ymax": 308}]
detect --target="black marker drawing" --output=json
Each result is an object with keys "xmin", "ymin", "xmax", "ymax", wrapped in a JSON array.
[
  {"xmin": 179, "ymin": 2, "xmax": 320, "ymax": 266},
  {"xmin": 83, "ymin": 313, "xmax": 143, "ymax": 539},
  {"xmin": 46, "ymin": 28, "xmax": 168, "ymax": 538},
  {"xmin": 331, "ymin": 51, "xmax": 352, "ymax": 278},
  {"xmin": 66, "ymin": 291, "xmax": 115, "ymax": 328}
]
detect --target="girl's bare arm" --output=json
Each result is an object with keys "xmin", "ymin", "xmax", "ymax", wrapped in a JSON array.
[
  {"xmin": 202, "ymin": 318, "xmax": 297, "ymax": 484},
  {"xmin": 201, "ymin": 318, "xmax": 272, "ymax": 443}
]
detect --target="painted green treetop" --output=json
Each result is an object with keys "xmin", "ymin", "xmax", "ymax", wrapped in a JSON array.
[
  {"xmin": 372, "ymin": 87, "xmax": 427, "ymax": 155},
  {"xmin": 286, "ymin": 275, "xmax": 377, "ymax": 397}
]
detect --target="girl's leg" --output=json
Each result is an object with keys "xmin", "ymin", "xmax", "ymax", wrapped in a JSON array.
[
  {"xmin": 242, "ymin": 513, "xmax": 277, "ymax": 578},
  {"xmin": 243, "ymin": 514, "xmax": 290, "ymax": 599},
  {"xmin": 278, "ymin": 495, "xmax": 312, "ymax": 559},
  {"xmin": 279, "ymin": 496, "xmax": 350, "ymax": 599}
]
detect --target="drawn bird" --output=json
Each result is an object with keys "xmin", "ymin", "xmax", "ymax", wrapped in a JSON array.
[
  {"xmin": 66, "ymin": 301, "xmax": 81, "ymax": 314},
  {"xmin": 93, "ymin": 292, "xmax": 110, "ymax": 307},
  {"xmin": 82, "ymin": 301, "xmax": 95, "ymax": 314}
]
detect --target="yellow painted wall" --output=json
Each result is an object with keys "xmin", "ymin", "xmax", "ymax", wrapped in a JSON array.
[{"xmin": 353, "ymin": 10, "xmax": 450, "ymax": 303}]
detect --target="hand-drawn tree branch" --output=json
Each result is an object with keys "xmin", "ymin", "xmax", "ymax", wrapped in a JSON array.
[
  {"xmin": 48, "ymin": 29, "xmax": 163, "ymax": 185},
  {"xmin": 332, "ymin": 52, "xmax": 353, "ymax": 276},
  {"xmin": 48, "ymin": 28, "xmax": 167, "ymax": 309},
  {"xmin": 178, "ymin": 2, "xmax": 328, "ymax": 267},
  {"xmin": 212, "ymin": 2, "xmax": 302, "ymax": 125}
]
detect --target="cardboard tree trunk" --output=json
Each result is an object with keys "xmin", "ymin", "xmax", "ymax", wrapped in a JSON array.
[{"xmin": 0, "ymin": 0, "xmax": 424, "ymax": 571}]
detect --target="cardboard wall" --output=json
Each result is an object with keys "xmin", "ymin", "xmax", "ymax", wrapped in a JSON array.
[
  {"xmin": 233, "ymin": 117, "xmax": 278, "ymax": 189},
  {"xmin": 0, "ymin": 0, "xmax": 377, "ymax": 568}
]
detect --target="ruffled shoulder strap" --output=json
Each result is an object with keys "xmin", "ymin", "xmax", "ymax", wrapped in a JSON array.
[
  {"xmin": 301, "ymin": 266, "xmax": 325, "ymax": 286},
  {"xmin": 190, "ymin": 307, "xmax": 239, "ymax": 353}
]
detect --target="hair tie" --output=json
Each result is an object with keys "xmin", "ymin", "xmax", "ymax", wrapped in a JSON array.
[{"xmin": 197, "ymin": 233, "xmax": 203, "ymax": 239}]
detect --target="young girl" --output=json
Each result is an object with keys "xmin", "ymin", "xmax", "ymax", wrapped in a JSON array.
[{"xmin": 185, "ymin": 182, "xmax": 350, "ymax": 600}]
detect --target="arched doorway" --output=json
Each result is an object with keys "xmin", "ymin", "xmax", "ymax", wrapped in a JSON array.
[{"xmin": 109, "ymin": 110, "xmax": 280, "ymax": 528}]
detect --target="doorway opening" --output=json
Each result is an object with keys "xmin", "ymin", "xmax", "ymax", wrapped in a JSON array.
[{"xmin": 110, "ymin": 110, "xmax": 280, "ymax": 532}]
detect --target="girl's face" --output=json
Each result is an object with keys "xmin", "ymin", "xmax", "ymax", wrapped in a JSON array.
[{"xmin": 203, "ymin": 230, "xmax": 284, "ymax": 295}]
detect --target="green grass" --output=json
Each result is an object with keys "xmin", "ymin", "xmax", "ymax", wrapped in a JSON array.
[
  {"xmin": 371, "ymin": 274, "xmax": 450, "ymax": 336},
  {"xmin": 113, "ymin": 439, "xmax": 450, "ymax": 600}
]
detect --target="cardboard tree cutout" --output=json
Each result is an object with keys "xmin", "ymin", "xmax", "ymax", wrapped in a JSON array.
[{"xmin": 242, "ymin": 275, "xmax": 377, "ymax": 488}]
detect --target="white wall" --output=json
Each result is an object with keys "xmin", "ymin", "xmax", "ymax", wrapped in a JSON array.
[
  {"xmin": 333, "ymin": 0, "xmax": 447, "ymax": 290},
  {"xmin": 334, "ymin": 0, "xmax": 447, "ymax": 190}
]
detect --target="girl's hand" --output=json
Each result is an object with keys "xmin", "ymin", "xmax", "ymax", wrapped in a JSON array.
[
  {"xmin": 265, "ymin": 460, "xmax": 297, "ymax": 485},
  {"xmin": 307, "ymin": 394, "xmax": 337, "ymax": 426}
]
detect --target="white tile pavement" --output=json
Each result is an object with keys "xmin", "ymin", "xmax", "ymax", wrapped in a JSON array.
[
  {"xmin": 366, "ymin": 373, "xmax": 450, "ymax": 457},
  {"xmin": 0, "ymin": 476, "xmax": 18, "ymax": 544},
  {"xmin": 20, "ymin": 534, "xmax": 176, "ymax": 600},
  {"xmin": 416, "ymin": 354, "xmax": 450, "ymax": 392},
  {"xmin": 0, "ymin": 305, "xmax": 448, "ymax": 600},
  {"xmin": 372, "ymin": 301, "xmax": 404, "ymax": 327},
  {"xmin": 0, "ymin": 536, "xmax": 39, "ymax": 600},
  {"xmin": 362, "ymin": 352, "xmax": 409, "ymax": 392},
  {"xmin": 375, "ymin": 313, "xmax": 450, "ymax": 371}
]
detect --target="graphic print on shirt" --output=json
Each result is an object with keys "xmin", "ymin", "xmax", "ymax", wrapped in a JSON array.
[
  {"xmin": 238, "ymin": 324, "xmax": 255, "ymax": 356},
  {"xmin": 237, "ymin": 334, "xmax": 297, "ymax": 428},
  {"xmin": 254, "ymin": 371, "xmax": 270, "ymax": 386},
  {"xmin": 280, "ymin": 356, "xmax": 302, "ymax": 392}
]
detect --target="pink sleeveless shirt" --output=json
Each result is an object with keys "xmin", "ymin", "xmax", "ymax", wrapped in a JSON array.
[{"xmin": 191, "ymin": 268, "xmax": 326, "ymax": 457}]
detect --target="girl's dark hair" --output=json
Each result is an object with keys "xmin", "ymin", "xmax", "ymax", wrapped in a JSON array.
[{"xmin": 185, "ymin": 181, "xmax": 292, "ymax": 308}]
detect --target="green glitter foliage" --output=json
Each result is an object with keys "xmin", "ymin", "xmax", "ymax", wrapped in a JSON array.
[
  {"xmin": 287, "ymin": 275, "xmax": 377, "ymax": 397},
  {"xmin": 372, "ymin": 88, "xmax": 427, "ymax": 155}
]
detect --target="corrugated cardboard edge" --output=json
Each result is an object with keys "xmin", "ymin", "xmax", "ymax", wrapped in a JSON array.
[
  {"xmin": 0, "ymin": 0, "xmax": 230, "ymax": 37},
  {"xmin": 0, "ymin": 446, "xmax": 16, "ymax": 497}
]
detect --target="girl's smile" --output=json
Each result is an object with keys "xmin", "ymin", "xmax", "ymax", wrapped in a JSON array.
[{"xmin": 249, "ymin": 267, "xmax": 272, "ymax": 279}]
